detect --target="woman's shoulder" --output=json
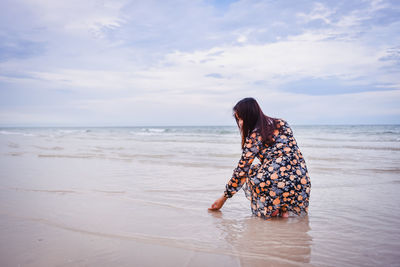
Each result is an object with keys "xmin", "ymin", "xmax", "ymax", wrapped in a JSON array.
[
  {"xmin": 249, "ymin": 128, "xmax": 263, "ymax": 142},
  {"xmin": 274, "ymin": 118, "xmax": 293, "ymax": 136},
  {"xmin": 275, "ymin": 118, "xmax": 289, "ymax": 127}
]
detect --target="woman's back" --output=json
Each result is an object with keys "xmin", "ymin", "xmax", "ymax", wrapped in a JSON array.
[{"xmin": 243, "ymin": 118, "xmax": 311, "ymax": 218}]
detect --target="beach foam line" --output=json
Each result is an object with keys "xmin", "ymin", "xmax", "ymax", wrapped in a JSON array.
[
  {"xmin": 303, "ymin": 144, "xmax": 400, "ymax": 151},
  {"xmin": 5, "ymin": 152, "xmax": 25, "ymax": 156},
  {"xmin": 136, "ymin": 160, "xmax": 231, "ymax": 169},
  {"xmin": 32, "ymin": 145, "xmax": 64, "ymax": 151},
  {"xmin": 37, "ymin": 154, "xmax": 102, "ymax": 159},
  {"xmin": 0, "ymin": 130, "xmax": 35, "ymax": 136},
  {"xmin": 144, "ymin": 189, "xmax": 221, "ymax": 193},
  {"xmin": 7, "ymin": 187, "xmax": 127, "ymax": 196},
  {"xmin": 8, "ymin": 187, "xmax": 79, "ymax": 194},
  {"xmin": 92, "ymin": 189, "xmax": 126, "ymax": 194},
  {"xmin": 7, "ymin": 142, "xmax": 20, "ymax": 148},
  {"xmin": 36, "ymin": 153, "xmax": 174, "ymax": 161}
]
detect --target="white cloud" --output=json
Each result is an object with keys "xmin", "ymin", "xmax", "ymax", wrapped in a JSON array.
[
  {"xmin": 22, "ymin": 0, "xmax": 126, "ymax": 37},
  {"xmin": 20, "ymin": 33, "xmax": 391, "ymax": 94},
  {"xmin": 0, "ymin": 0, "xmax": 399, "ymax": 125},
  {"xmin": 297, "ymin": 2, "xmax": 335, "ymax": 24}
]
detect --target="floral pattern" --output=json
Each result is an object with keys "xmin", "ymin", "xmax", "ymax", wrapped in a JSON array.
[{"xmin": 224, "ymin": 119, "xmax": 311, "ymax": 219}]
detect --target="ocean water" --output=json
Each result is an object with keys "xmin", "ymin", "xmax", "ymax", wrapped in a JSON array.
[{"xmin": 0, "ymin": 124, "xmax": 399, "ymax": 266}]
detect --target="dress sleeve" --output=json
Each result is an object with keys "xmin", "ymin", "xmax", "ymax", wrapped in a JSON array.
[{"xmin": 224, "ymin": 130, "xmax": 262, "ymax": 198}]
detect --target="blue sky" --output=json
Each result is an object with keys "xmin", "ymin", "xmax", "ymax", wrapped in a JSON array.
[{"xmin": 0, "ymin": 0, "xmax": 399, "ymax": 126}]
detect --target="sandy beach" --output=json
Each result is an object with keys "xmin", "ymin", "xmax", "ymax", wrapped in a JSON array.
[{"xmin": 1, "ymin": 125, "xmax": 399, "ymax": 266}]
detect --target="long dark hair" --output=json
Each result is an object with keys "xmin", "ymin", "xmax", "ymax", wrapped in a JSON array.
[{"xmin": 233, "ymin": 97, "xmax": 279, "ymax": 148}]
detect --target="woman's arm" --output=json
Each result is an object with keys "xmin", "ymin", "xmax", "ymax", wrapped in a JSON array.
[
  {"xmin": 224, "ymin": 131, "xmax": 262, "ymax": 198},
  {"xmin": 209, "ymin": 130, "xmax": 262, "ymax": 211}
]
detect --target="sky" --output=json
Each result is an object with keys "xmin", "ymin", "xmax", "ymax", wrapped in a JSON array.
[{"xmin": 0, "ymin": 0, "xmax": 399, "ymax": 126}]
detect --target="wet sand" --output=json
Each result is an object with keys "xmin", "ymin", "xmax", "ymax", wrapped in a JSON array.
[{"xmin": 1, "ymin": 126, "xmax": 400, "ymax": 266}]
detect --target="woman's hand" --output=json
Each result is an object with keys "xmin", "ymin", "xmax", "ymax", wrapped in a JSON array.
[{"xmin": 208, "ymin": 195, "xmax": 227, "ymax": 211}]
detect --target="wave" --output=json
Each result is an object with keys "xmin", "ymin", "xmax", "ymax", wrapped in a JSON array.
[
  {"xmin": 312, "ymin": 167, "xmax": 400, "ymax": 174},
  {"xmin": 9, "ymin": 187, "xmax": 78, "ymax": 194},
  {"xmin": 33, "ymin": 145, "xmax": 64, "ymax": 151},
  {"xmin": 141, "ymin": 128, "xmax": 167, "ymax": 133},
  {"xmin": 6, "ymin": 187, "xmax": 130, "ymax": 197},
  {"xmin": 37, "ymin": 154, "xmax": 102, "ymax": 159},
  {"xmin": 5, "ymin": 152, "xmax": 25, "ymax": 156},
  {"xmin": 36, "ymin": 153, "xmax": 175, "ymax": 161},
  {"xmin": 303, "ymin": 144, "xmax": 400, "ymax": 151},
  {"xmin": 0, "ymin": 130, "xmax": 35, "ymax": 137},
  {"xmin": 7, "ymin": 142, "xmax": 19, "ymax": 148},
  {"xmin": 144, "ymin": 188, "xmax": 222, "ymax": 193},
  {"xmin": 94, "ymin": 146, "xmax": 125, "ymax": 151},
  {"xmin": 307, "ymin": 156, "xmax": 346, "ymax": 161},
  {"xmin": 362, "ymin": 168, "xmax": 400, "ymax": 174},
  {"xmin": 92, "ymin": 190, "xmax": 126, "ymax": 194}
]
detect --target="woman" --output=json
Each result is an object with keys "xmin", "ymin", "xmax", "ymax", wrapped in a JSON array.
[{"xmin": 209, "ymin": 97, "xmax": 311, "ymax": 219}]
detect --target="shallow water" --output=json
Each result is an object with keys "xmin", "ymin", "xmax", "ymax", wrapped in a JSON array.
[{"xmin": 0, "ymin": 125, "xmax": 399, "ymax": 266}]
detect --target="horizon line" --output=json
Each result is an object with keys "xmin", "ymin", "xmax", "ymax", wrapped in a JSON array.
[{"xmin": 1, "ymin": 123, "xmax": 399, "ymax": 128}]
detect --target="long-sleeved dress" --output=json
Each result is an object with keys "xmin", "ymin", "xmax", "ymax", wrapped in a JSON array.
[{"xmin": 224, "ymin": 118, "xmax": 311, "ymax": 219}]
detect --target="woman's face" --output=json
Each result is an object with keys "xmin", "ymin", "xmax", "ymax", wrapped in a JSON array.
[{"xmin": 235, "ymin": 113, "xmax": 243, "ymax": 129}]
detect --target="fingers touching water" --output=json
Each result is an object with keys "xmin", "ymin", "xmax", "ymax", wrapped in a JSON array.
[{"xmin": 208, "ymin": 195, "xmax": 227, "ymax": 211}]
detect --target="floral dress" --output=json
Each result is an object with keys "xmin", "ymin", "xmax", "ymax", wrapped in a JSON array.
[{"xmin": 224, "ymin": 119, "xmax": 311, "ymax": 219}]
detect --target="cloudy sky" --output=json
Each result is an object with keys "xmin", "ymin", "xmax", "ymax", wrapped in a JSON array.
[{"xmin": 0, "ymin": 0, "xmax": 399, "ymax": 126}]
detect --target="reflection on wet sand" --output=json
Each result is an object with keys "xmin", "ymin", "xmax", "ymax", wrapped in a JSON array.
[{"xmin": 210, "ymin": 211, "xmax": 312, "ymax": 266}]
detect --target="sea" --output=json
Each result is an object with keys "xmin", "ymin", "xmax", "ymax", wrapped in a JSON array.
[{"xmin": 0, "ymin": 124, "xmax": 399, "ymax": 266}]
